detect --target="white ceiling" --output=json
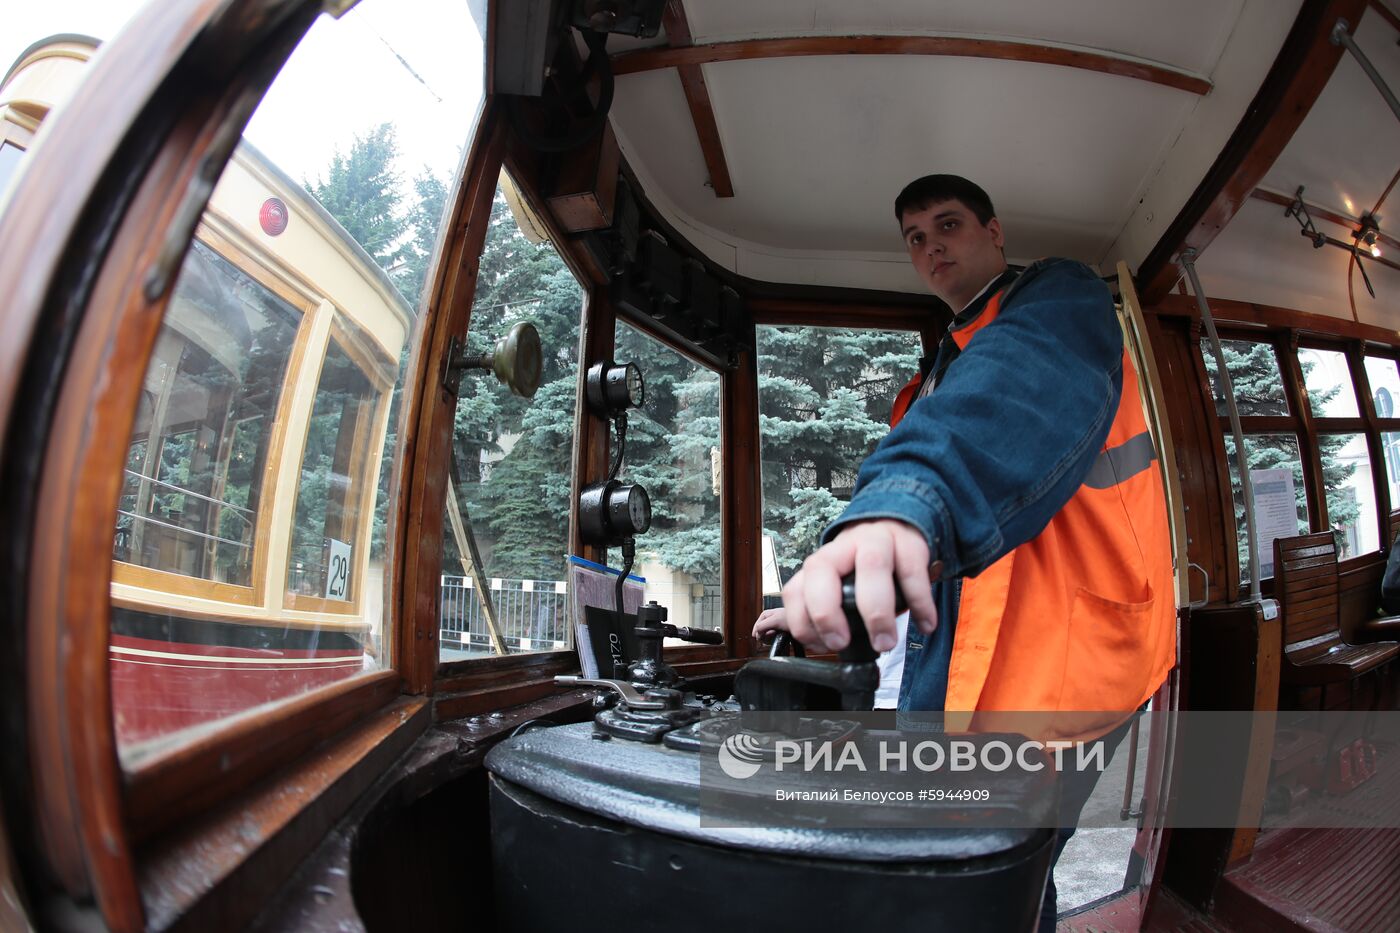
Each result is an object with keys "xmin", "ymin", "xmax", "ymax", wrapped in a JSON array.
[
  {"xmin": 626, "ymin": 0, "xmax": 1240, "ymax": 76},
  {"xmin": 1197, "ymin": 4, "xmax": 1400, "ymax": 327},
  {"xmin": 1194, "ymin": 195, "xmax": 1400, "ymax": 331},
  {"xmin": 606, "ymin": 0, "xmax": 1288, "ymax": 291},
  {"xmin": 604, "ymin": 0, "xmax": 1400, "ymax": 321}
]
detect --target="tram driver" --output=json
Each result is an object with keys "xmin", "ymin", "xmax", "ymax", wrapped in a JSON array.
[{"xmin": 756, "ymin": 174, "xmax": 1176, "ymax": 932}]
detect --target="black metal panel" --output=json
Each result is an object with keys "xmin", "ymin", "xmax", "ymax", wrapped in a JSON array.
[{"xmin": 490, "ymin": 774, "xmax": 1053, "ymax": 933}]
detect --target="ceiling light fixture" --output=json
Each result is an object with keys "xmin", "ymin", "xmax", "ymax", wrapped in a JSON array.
[
  {"xmin": 1356, "ymin": 213, "xmax": 1383, "ymax": 259},
  {"xmin": 1281, "ymin": 187, "xmax": 1385, "ymax": 299}
]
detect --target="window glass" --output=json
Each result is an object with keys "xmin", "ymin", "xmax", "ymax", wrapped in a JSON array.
[
  {"xmin": 439, "ymin": 172, "xmax": 582, "ymax": 661},
  {"xmin": 614, "ymin": 321, "xmax": 724, "ymax": 641},
  {"xmin": 1199, "ymin": 338, "xmax": 1289, "ymax": 417},
  {"xmin": 286, "ymin": 325, "xmax": 393, "ymax": 606},
  {"xmin": 0, "ymin": 141, "xmax": 24, "ymax": 203},
  {"xmin": 1365, "ymin": 356, "xmax": 1400, "ymax": 419},
  {"xmin": 1321, "ymin": 433, "xmax": 1377, "ymax": 558},
  {"xmin": 114, "ymin": 241, "xmax": 300, "ymax": 587},
  {"xmin": 109, "ymin": 0, "xmax": 486, "ymax": 758},
  {"xmin": 1299, "ymin": 348, "xmax": 1359, "ymax": 418},
  {"xmin": 1384, "ymin": 432, "xmax": 1400, "ymax": 519},
  {"xmin": 1223, "ymin": 434, "xmax": 1308, "ymax": 583},
  {"xmin": 756, "ymin": 325, "xmax": 922, "ymax": 584}
]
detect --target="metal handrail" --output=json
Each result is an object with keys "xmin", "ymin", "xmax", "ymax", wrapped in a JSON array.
[
  {"xmin": 1181, "ymin": 249, "xmax": 1262, "ymax": 603},
  {"xmin": 1332, "ymin": 19, "xmax": 1400, "ymax": 124},
  {"xmin": 115, "ymin": 510, "xmax": 250, "ymax": 549},
  {"xmin": 123, "ymin": 468, "xmax": 254, "ymax": 521}
]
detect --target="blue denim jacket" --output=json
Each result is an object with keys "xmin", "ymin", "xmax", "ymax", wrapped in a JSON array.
[{"xmin": 822, "ymin": 258, "xmax": 1124, "ymax": 710}]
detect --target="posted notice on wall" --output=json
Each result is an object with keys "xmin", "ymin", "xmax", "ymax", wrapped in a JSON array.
[{"xmin": 1251, "ymin": 468, "xmax": 1298, "ymax": 578}]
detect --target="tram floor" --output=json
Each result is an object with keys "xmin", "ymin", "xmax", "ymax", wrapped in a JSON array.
[
  {"xmin": 1055, "ymin": 709, "xmax": 1154, "ymax": 915},
  {"xmin": 1216, "ymin": 736, "xmax": 1400, "ymax": 932}
]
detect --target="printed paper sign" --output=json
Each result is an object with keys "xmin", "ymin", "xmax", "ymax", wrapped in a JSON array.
[{"xmin": 1251, "ymin": 468, "xmax": 1297, "ymax": 578}]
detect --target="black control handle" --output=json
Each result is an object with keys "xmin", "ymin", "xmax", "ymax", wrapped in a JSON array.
[
  {"xmin": 668, "ymin": 625, "xmax": 723, "ymax": 645},
  {"xmin": 838, "ymin": 573, "xmax": 909, "ymax": 664},
  {"xmin": 768, "ymin": 631, "xmax": 806, "ymax": 659}
]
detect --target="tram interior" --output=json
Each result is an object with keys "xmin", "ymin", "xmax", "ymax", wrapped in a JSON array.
[{"xmin": 1, "ymin": 1, "xmax": 1400, "ymax": 931}]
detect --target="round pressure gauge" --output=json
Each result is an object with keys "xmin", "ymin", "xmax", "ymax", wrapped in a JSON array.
[
  {"xmin": 611, "ymin": 482, "xmax": 651, "ymax": 536},
  {"xmin": 579, "ymin": 480, "xmax": 652, "ymax": 545},
  {"xmin": 586, "ymin": 361, "xmax": 645, "ymax": 414},
  {"xmin": 623, "ymin": 362, "xmax": 645, "ymax": 408}
]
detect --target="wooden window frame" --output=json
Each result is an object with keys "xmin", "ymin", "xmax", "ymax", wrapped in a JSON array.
[
  {"xmin": 0, "ymin": 0, "xmax": 504, "ymax": 925},
  {"xmin": 610, "ymin": 314, "xmax": 734, "ymax": 655},
  {"xmin": 1296, "ymin": 336, "xmax": 1388, "ymax": 561},
  {"xmin": 280, "ymin": 316, "xmax": 397, "ymax": 618},
  {"xmin": 745, "ymin": 315, "xmax": 930, "ymax": 632},
  {"xmin": 1193, "ymin": 324, "xmax": 1400, "ymax": 597}
]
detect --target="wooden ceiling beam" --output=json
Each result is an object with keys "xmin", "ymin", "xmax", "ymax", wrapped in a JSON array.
[
  {"xmin": 1370, "ymin": 0, "xmax": 1400, "ymax": 35},
  {"xmin": 1135, "ymin": 0, "xmax": 1369, "ymax": 305},
  {"xmin": 660, "ymin": 1, "xmax": 734, "ymax": 198},
  {"xmin": 611, "ymin": 34, "xmax": 1213, "ymax": 96}
]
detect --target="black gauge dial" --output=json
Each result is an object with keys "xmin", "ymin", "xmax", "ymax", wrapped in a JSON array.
[
  {"xmin": 579, "ymin": 480, "xmax": 652, "ymax": 545},
  {"xmin": 621, "ymin": 483, "xmax": 651, "ymax": 535},
  {"xmin": 586, "ymin": 360, "xmax": 645, "ymax": 414},
  {"xmin": 622, "ymin": 362, "xmax": 645, "ymax": 408}
]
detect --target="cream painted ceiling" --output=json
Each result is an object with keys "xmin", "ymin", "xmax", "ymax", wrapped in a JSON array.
[
  {"xmin": 603, "ymin": 0, "xmax": 1399, "ymax": 323},
  {"xmin": 1197, "ymin": 3, "xmax": 1400, "ymax": 327}
]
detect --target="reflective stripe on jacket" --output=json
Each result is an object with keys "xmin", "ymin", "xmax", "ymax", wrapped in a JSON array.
[{"xmin": 942, "ymin": 286, "xmax": 1175, "ymax": 740}]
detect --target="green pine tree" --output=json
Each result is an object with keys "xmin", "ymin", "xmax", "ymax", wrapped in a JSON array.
[
  {"xmin": 755, "ymin": 325, "xmax": 921, "ymax": 576},
  {"xmin": 306, "ymin": 122, "xmax": 408, "ymax": 274},
  {"xmin": 399, "ymin": 169, "xmax": 449, "ymax": 306}
]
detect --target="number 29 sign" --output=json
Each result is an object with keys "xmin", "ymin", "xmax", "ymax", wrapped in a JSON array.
[{"xmin": 325, "ymin": 537, "xmax": 352, "ymax": 601}]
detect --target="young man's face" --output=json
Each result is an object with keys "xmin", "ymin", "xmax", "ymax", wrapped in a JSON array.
[{"xmin": 900, "ymin": 199, "xmax": 1007, "ymax": 311}]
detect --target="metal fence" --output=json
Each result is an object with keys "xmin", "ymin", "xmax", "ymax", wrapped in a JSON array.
[
  {"xmin": 439, "ymin": 576, "xmax": 570, "ymax": 654},
  {"xmin": 439, "ymin": 576, "xmax": 724, "ymax": 655},
  {"xmin": 693, "ymin": 589, "xmax": 723, "ymax": 631}
]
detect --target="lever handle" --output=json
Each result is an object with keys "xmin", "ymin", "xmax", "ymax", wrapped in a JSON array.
[
  {"xmin": 768, "ymin": 631, "xmax": 806, "ymax": 659},
  {"xmin": 838, "ymin": 573, "xmax": 909, "ymax": 663},
  {"xmin": 554, "ymin": 675, "xmax": 670, "ymax": 709},
  {"xmin": 668, "ymin": 625, "xmax": 723, "ymax": 645}
]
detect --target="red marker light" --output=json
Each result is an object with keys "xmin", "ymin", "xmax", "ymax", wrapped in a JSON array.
[{"xmin": 259, "ymin": 197, "xmax": 289, "ymax": 236}]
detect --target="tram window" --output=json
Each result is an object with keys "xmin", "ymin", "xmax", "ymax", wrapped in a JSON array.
[
  {"xmin": 0, "ymin": 140, "xmax": 23, "ymax": 202},
  {"xmin": 1299, "ymin": 348, "xmax": 1360, "ymax": 418},
  {"xmin": 1223, "ymin": 434, "xmax": 1308, "ymax": 583},
  {"xmin": 108, "ymin": 0, "xmax": 485, "ymax": 756},
  {"xmin": 113, "ymin": 240, "xmax": 301, "ymax": 590},
  {"xmin": 1199, "ymin": 338, "xmax": 1289, "ymax": 417},
  {"xmin": 755, "ymin": 325, "xmax": 922, "ymax": 582},
  {"xmin": 286, "ymin": 322, "xmax": 393, "ymax": 610},
  {"xmin": 1383, "ymin": 433, "xmax": 1400, "ymax": 525},
  {"xmin": 1364, "ymin": 356, "xmax": 1400, "ymax": 417},
  {"xmin": 438, "ymin": 173, "xmax": 582, "ymax": 662},
  {"xmin": 1320, "ymin": 434, "xmax": 1379, "ymax": 557},
  {"xmin": 614, "ymin": 321, "xmax": 724, "ymax": 640}
]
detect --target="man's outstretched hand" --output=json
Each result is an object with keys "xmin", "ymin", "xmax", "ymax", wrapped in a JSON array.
[
  {"xmin": 752, "ymin": 607, "xmax": 789, "ymax": 641},
  {"xmin": 780, "ymin": 519, "xmax": 938, "ymax": 654}
]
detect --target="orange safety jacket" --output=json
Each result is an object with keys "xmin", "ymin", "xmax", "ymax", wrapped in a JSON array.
[{"xmin": 892, "ymin": 286, "xmax": 1174, "ymax": 741}]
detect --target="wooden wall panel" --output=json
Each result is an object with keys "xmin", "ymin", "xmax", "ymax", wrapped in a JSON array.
[
  {"xmin": 721, "ymin": 339, "xmax": 762, "ymax": 655},
  {"xmin": 1147, "ymin": 314, "xmax": 1232, "ymax": 605}
]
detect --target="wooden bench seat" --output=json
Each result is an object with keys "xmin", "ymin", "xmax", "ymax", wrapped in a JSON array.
[{"xmin": 1273, "ymin": 532, "xmax": 1399, "ymax": 687}]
